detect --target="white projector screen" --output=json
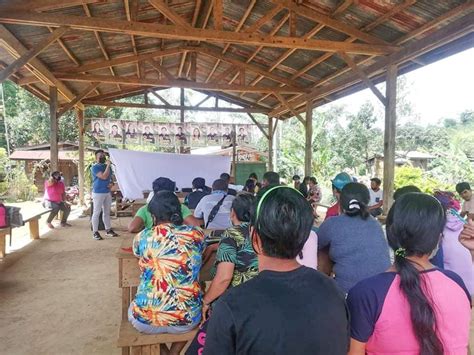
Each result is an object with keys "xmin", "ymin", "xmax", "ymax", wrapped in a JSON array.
[{"xmin": 108, "ymin": 148, "xmax": 231, "ymax": 199}]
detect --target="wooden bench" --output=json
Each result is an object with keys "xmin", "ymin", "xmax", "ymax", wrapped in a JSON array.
[
  {"xmin": 0, "ymin": 209, "xmax": 51, "ymax": 259},
  {"xmin": 118, "ymin": 320, "xmax": 198, "ymax": 355}
]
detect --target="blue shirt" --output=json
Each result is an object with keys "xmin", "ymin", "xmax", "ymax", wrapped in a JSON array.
[{"xmin": 91, "ymin": 163, "xmax": 112, "ymax": 193}]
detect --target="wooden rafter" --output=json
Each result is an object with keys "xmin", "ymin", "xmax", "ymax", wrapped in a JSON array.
[
  {"xmin": 54, "ymin": 73, "xmax": 307, "ymax": 94},
  {"xmin": 273, "ymin": 93, "xmax": 305, "ymax": 124},
  {"xmin": 147, "ymin": 59, "xmax": 175, "ymax": 81},
  {"xmin": 61, "ymin": 47, "xmax": 185, "ymax": 73},
  {"xmin": 58, "ymin": 82, "xmax": 99, "ymax": 117},
  {"xmin": 243, "ymin": 5, "xmax": 283, "ymax": 33},
  {"xmin": 247, "ymin": 113, "xmax": 269, "ymax": 139},
  {"xmin": 0, "ymin": 24, "xmax": 82, "ymax": 108},
  {"xmin": 48, "ymin": 26, "xmax": 79, "ymax": 66},
  {"xmin": 269, "ymin": 11, "xmax": 474, "ymax": 117},
  {"xmin": 124, "ymin": 0, "xmax": 140, "ymax": 77},
  {"xmin": 148, "ymin": 89, "xmax": 171, "ymax": 106},
  {"xmin": 0, "ymin": 26, "xmax": 69, "ymax": 83},
  {"xmin": 332, "ymin": 0, "xmax": 354, "ymax": 17},
  {"xmin": 0, "ymin": 12, "xmax": 399, "ymax": 55},
  {"xmin": 270, "ymin": 0, "xmax": 387, "ymax": 45},
  {"xmin": 83, "ymin": 100, "xmax": 269, "ymax": 113},
  {"xmin": 148, "ymin": 0, "xmax": 191, "ymax": 28},
  {"xmin": 338, "ymin": 51, "xmax": 386, "ymax": 106},
  {"xmin": 1, "ymin": 0, "xmax": 102, "ymax": 12},
  {"xmin": 213, "ymin": 0, "xmax": 223, "ymax": 30}
]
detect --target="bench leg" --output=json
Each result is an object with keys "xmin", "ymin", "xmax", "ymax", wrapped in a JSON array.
[
  {"xmin": 0, "ymin": 232, "xmax": 6, "ymax": 258},
  {"xmin": 29, "ymin": 218, "xmax": 40, "ymax": 240}
]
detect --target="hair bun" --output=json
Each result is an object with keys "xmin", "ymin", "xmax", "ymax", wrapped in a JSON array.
[{"xmin": 348, "ymin": 199, "xmax": 361, "ymax": 210}]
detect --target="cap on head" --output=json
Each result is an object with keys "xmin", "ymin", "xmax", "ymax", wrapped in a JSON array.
[
  {"xmin": 331, "ymin": 172, "xmax": 352, "ymax": 191},
  {"xmin": 152, "ymin": 177, "xmax": 176, "ymax": 193}
]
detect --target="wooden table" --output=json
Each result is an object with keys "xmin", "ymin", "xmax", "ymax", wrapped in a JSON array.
[{"xmin": 117, "ymin": 233, "xmax": 216, "ymax": 320}]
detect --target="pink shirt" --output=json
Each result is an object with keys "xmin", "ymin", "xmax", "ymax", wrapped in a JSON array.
[
  {"xmin": 44, "ymin": 180, "xmax": 65, "ymax": 203},
  {"xmin": 348, "ymin": 269, "xmax": 471, "ymax": 355}
]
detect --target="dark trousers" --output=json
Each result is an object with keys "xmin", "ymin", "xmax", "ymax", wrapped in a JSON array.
[
  {"xmin": 370, "ymin": 207, "xmax": 383, "ymax": 217},
  {"xmin": 44, "ymin": 200, "xmax": 70, "ymax": 223}
]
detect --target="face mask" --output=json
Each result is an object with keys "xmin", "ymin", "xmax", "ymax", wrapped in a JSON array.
[{"xmin": 99, "ymin": 156, "xmax": 106, "ymax": 164}]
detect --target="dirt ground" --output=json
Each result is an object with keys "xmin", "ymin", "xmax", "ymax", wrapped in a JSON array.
[{"xmin": 0, "ymin": 203, "xmax": 473, "ymax": 354}]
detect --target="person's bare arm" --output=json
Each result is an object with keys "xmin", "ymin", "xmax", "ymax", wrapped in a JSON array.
[
  {"xmin": 348, "ymin": 338, "xmax": 366, "ymax": 355},
  {"xmin": 96, "ymin": 160, "xmax": 111, "ymax": 180},
  {"xmin": 184, "ymin": 215, "xmax": 203, "ymax": 227},
  {"xmin": 202, "ymin": 262, "xmax": 235, "ymax": 321},
  {"xmin": 369, "ymin": 200, "xmax": 383, "ymax": 210},
  {"xmin": 128, "ymin": 217, "xmax": 145, "ymax": 233}
]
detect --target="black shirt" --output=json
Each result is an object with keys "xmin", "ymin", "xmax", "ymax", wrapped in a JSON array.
[
  {"xmin": 185, "ymin": 190, "xmax": 209, "ymax": 210},
  {"xmin": 203, "ymin": 266, "xmax": 349, "ymax": 355}
]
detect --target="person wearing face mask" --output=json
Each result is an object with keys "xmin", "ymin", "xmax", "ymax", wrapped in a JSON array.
[
  {"xmin": 91, "ymin": 149, "xmax": 118, "ymax": 240},
  {"xmin": 43, "ymin": 171, "xmax": 71, "ymax": 229}
]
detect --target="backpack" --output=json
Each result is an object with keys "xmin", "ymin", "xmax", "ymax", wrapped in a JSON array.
[
  {"xmin": 6, "ymin": 206, "xmax": 24, "ymax": 227},
  {"xmin": 0, "ymin": 203, "xmax": 8, "ymax": 228}
]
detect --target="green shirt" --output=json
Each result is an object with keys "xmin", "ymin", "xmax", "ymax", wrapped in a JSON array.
[{"xmin": 136, "ymin": 204, "xmax": 192, "ymax": 229}]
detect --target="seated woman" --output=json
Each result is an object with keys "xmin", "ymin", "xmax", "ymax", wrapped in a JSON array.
[
  {"xmin": 434, "ymin": 191, "xmax": 474, "ymax": 294},
  {"xmin": 128, "ymin": 177, "xmax": 200, "ymax": 232},
  {"xmin": 347, "ymin": 192, "xmax": 471, "ymax": 355},
  {"xmin": 129, "ymin": 191, "xmax": 205, "ymax": 355},
  {"xmin": 318, "ymin": 182, "xmax": 391, "ymax": 293},
  {"xmin": 202, "ymin": 193, "xmax": 258, "ymax": 319}
]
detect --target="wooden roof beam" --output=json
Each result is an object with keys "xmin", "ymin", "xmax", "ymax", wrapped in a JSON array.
[
  {"xmin": 148, "ymin": 89, "xmax": 171, "ymax": 106},
  {"xmin": 48, "ymin": 26, "xmax": 80, "ymax": 66},
  {"xmin": 270, "ymin": 0, "xmax": 386, "ymax": 45},
  {"xmin": 0, "ymin": 26, "xmax": 69, "ymax": 83},
  {"xmin": 124, "ymin": 0, "xmax": 140, "ymax": 76},
  {"xmin": 243, "ymin": 4, "xmax": 283, "ymax": 33},
  {"xmin": 269, "ymin": 11, "xmax": 474, "ymax": 117},
  {"xmin": 338, "ymin": 52, "xmax": 386, "ymax": 106},
  {"xmin": 0, "ymin": 25, "xmax": 82, "ymax": 108},
  {"xmin": 148, "ymin": 0, "xmax": 191, "ymax": 28},
  {"xmin": 213, "ymin": 0, "xmax": 223, "ymax": 31},
  {"xmin": 58, "ymin": 82, "xmax": 99, "ymax": 117},
  {"xmin": 82, "ymin": 100, "xmax": 269, "ymax": 113},
  {"xmin": 0, "ymin": 0, "xmax": 104, "ymax": 12},
  {"xmin": 247, "ymin": 113, "xmax": 269, "ymax": 139},
  {"xmin": 273, "ymin": 93, "xmax": 305, "ymax": 124},
  {"xmin": 0, "ymin": 12, "xmax": 399, "ymax": 55},
  {"xmin": 147, "ymin": 59, "xmax": 175, "ymax": 81},
  {"xmin": 54, "ymin": 73, "xmax": 306, "ymax": 94}
]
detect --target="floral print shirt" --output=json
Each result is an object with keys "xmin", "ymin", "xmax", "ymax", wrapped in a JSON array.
[{"xmin": 131, "ymin": 223, "xmax": 205, "ymax": 327}]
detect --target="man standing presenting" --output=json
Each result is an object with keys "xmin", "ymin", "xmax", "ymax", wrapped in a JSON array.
[
  {"xmin": 43, "ymin": 171, "xmax": 71, "ymax": 229},
  {"xmin": 91, "ymin": 150, "xmax": 118, "ymax": 240},
  {"xmin": 368, "ymin": 177, "xmax": 383, "ymax": 217}
]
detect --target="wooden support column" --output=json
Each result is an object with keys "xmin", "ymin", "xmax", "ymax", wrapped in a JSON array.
[
  {"xmin": 180, "ymin": 88, "xmax": 185, "ymax": 153},
  {"xmin": 268, "ymin": 116, "xmax": 274, "ymax": 171},
  {"xmin": 76, "ymin": 108, "xmax": 85, "ymax": 206},
  {"xmin": 304, "ymin": 101, "xmax": 313, "ymax": 177},
  {"xmin": 383, "ymin": 64, "xmax": 397, "ymax": 212},
  {"xmin": 49, "ymin": 86, "xmax": 59, "ymax": 171}
]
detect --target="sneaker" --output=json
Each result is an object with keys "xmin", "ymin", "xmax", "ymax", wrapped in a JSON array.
[
  {"xmin": 47, "ymin": 223, "xmax": 55, "ymax": 229},
  {"xmin": 93, "ymin": 232, "xmax": 103, "ymax": 240},
  {"xmin": 106, "ymin": 229, "xmax": 119, "ymax": 237}
]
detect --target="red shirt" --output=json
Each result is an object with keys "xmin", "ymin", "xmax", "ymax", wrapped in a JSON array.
[
  {"xmin": 325, "ymin": 202, "xmax": 340, "ymax": 221},
  {"xmin": 44, "ymin": 180, "xmax": 65, "ymax": 203}
]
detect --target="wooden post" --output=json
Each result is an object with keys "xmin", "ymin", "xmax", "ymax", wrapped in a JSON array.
[
  {"xmin": 49, "ymin": 86, "xmax": 59, "ymax": 171},
  {"xmin": 383, "ymin": 64, "xmax": 397, "ymax": 212},
  {"xmin": 268, "ymin": 116, "xmax": 274, "ymax": 171},
  {"xmin": 304, "ymin": 101, "xmax": 313, "ymax": 177},
  {"xmin": 180, "ymin": 88, "xmax": 185, "ymax": 153},
  {"xmin": 232, "ymin": 124, "xmax": 237, "ymax": 178},
  {"xmin": 76, "ymin": 108, "xmax": 85, "ymax": 206}
]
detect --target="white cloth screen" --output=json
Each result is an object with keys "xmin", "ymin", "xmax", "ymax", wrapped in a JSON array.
[{"xmin": 108, "ymin": 148, "xmax": 231, "ymax": 199}]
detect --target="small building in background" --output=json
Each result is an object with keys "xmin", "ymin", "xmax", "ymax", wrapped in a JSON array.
[
  {"xmin": 367, "ymin": 151, "xmax": 437, "ymax": 177},
  {"xmin": 10, "ymin": 142, "xmax": 96, "ymax": 192}
]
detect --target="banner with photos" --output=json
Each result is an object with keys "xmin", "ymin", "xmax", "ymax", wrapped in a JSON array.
[{"xmin": 90, "ymin": 119, "xmax": 259, "ymax": 148}]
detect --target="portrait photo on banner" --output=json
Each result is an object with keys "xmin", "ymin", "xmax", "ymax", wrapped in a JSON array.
[
  {"xmin": 140, "ymin": 122, "xmax": 156, "ymax": 145},
  {"xmin": 156, "ymin": 123, "xmax": 174, "ymax": 147},
  {"xmin": 221, "ymin": 124, "xmax": 233, "ymax": 146},
  {"xmin": 206, "ymin": 124, "xmax": 221, "ymax": 146},
  {"xmin": 124, "ymin": 121, "xmax": 141, "ymax": 145},
  {"xmin": 90, "ymin": 118, "xmax": 108, "ymax": 143},
  {"xmin": 190, "ymin": 124, "xmax": 206, "ymax": 147},
  {"xmin": 107, "ymin": 121, "xmax": 125, "ymax": 145},
  {"xmin": 174, "ymin": 123, "xmax": 188, "ymax": 146}
]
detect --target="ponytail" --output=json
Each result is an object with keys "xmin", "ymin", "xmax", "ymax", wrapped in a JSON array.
[
  {"xmin": 340, "ymin": 183, "xmax": 370, "ymax": 220},
  {"xmin": 394, "ymin": 254, "xmax": 443, "ymax": 355}
]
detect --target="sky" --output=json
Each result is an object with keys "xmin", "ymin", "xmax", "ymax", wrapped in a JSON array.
[{"xmin": 319, "ymin": 47, "xmax": 474, "ymax": 126}]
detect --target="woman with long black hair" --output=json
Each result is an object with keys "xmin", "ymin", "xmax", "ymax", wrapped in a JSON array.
[{"xmin": 347, "ymin": 192, "xmax": 471, "ymax": 355}]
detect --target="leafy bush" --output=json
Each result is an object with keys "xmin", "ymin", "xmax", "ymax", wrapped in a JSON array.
[
  {"xmin": 6, "ymin": 165, "xmax": 38, "ymax": 201},
  {"xmin": 394, "ymin": 166, "xmax": 452, "ymax": 194}
]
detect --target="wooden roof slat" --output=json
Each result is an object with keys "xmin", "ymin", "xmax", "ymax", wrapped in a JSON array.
[
  {"xmin": 58, "ymin": 81, "xmax": 99, "ymax": 117},
  {"xmin": 48, "ymin": 26, "xmax": 80, "ymax": 66},
  {"xmin": 2, "ymin": 0, "xmax": 104, "ymax": 12},
  {"xmin": 243, "ymin": 4, "xmax": 283, "ymax": 33},
  {"xmin": 0, "ymin": 11, "xmax": 399, "ymax": 55},
  {"xmin": 213, "ymin": 0, "xmax": 223, "ymax": 31},
  {"xmin": 332, "ymin": 0, "xmax": 354, "ymax": 17},
  {"xmin": 0, "ymin": 24, "xmax": 82, "ymax": 108}
]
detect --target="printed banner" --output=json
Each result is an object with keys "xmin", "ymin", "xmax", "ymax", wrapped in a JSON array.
[{"xmin": 89, "ymin": 119, "xmax": 259, "ymax": 148}]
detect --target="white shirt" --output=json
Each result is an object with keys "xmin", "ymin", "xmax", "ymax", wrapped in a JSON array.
[
  {"xmin": 194, "ymin": 191, "xmax": 235, "ymax": 230},
  {"xmin": 369, "ymin": 188, "xmax": 383, "ymax": 207},
  {"xmin": 462, "ymin": 199, "xmax": 474, "ymax": 214}
]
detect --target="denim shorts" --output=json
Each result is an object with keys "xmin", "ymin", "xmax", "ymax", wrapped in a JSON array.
[{"xmin": 128, "ymin": 304, "xmax": 198, "ymax": 334}]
